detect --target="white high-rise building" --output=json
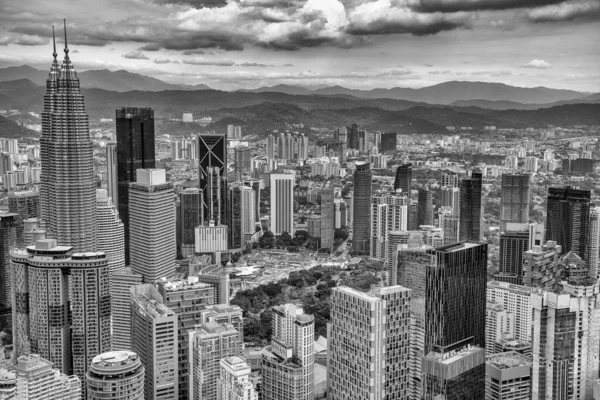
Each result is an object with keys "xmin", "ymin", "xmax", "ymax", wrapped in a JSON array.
[
  {"xmin": 86, "ymin": 351, "xmax": 145, "ymax": 400},
  {"xmin": 182, "ymin": 113, "xmax": 193, "ymax": 123},
  {"xmin": 217, "ymin": 357, "xmax": 257, "ymax": 400},
  {"xmin": 106, "ymin": 143, "xmax": 118, "ymax": 208},
  {"xmin": 262, "ymin": 304, "xmax": 314, "ymax": 400},
  {"xmin": 328, "ymin": 286, "xmax": 411, "ymax": 400},
  {"xmin": 485, "ymin": 302, "xmax": 516, "ymax": 356},
  {"xmin": 13, "ymin": 354, "xmax": 81, "ymax": 400},
  {"xmin": 96, "ymin": 189, "xmax": 125, "ymax": 275},
  {"xmin": 487, "ymin": 281, "xmax": 533, "ymax": 343},
  {"xmin": 531, "ymin": 282, "xmax": 600, "ymax": 400},
  {"xmin": 270, "ymin": 174, "xmax": 294, "ymax": 235},
  {"xmin": 588, "ymin": 207, "xmax": 600, "ymax": 279},
  {"xmin": 129, "ymin": 169, "xmax": 176, "ymax": 283},
  {"xmin": 111, "ymin": 267, "xmax": 143, "ymax": 351},
  {"xmin": 195, "ymin": 222, "xmax": 228, "ymax": 253},
  {"xmin": 370, "ymin": 191, "xmax": 408, "ymax": 264}
]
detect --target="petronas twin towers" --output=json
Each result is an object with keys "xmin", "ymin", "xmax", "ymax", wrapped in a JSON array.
[{"xmin": 40, "ymin": 22, "xmax": 97, "ymax": 252}]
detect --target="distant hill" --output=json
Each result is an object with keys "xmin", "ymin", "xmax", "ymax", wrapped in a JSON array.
[
  {"xmin": 0, "ymin": 65, "xmax": 212, "ymax": 92},
  {"xmin": 0, "ymin": 115, "xmax": 39, "ymax": 139}
]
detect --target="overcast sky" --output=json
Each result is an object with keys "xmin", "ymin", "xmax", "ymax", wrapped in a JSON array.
[{"xmin": 0, "ymin": 0, "xmax": 598, "ymax": 91}]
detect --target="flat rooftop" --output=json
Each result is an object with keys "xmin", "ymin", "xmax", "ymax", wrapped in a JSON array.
[{"xmin": 487, "ymin": 352, "xmax": 531, "ymax": 369}]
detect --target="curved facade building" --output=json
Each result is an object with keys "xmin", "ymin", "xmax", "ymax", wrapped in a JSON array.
[
  {"xmin": 87, "ymin": 351, "xmax": 145, "ymax": 399},
  {"xmin": 96, "ymin": 189, "xmax": 125, "ymax": 275},
  {"xmin": 40, "ymin": 26, "xmax": 96, "ymax": 253}
]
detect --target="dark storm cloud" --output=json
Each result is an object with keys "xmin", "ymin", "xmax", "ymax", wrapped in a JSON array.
[
  {"xmin": 410, "ymin": 0, "xmax": 567, "ymax": 13},
  {"xmin": 346, "ymin": 16, "xmax": 470, "ymax": 36},
  {"xmin": 158, "ymin": 34, "xmax": 245, "ymax": 51},
  {"xmin": 154, "ymin": 0, "xmax": 227, "ymax": 7}
]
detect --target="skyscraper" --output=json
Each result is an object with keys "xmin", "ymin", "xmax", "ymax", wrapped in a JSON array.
[
  {"xmin": 588, "ymin": 207, "xmax": 600, "ymax": 279},
  {"xmin": 440, "ymin": 186, "xmax": 460, "ymax": 216},
  {"xmin": 234, "ymin": 147, "xmax": 251, "ymax": 180},
  {"xmin": 417, "ymin": 188, "xmax": 433, "ymax": 227},
  {"xmin": 266, "ymin": 134, "xmax": 275, "ymax": 159},
  {"xmin": 545, "ymin": 186, "xmax": 591, "ymax": 261},
  {"xmin": 10, "ymin": 239, "xmax": 111, "ymax": 391},
  {"xmin": 86, "ymin": 351, "xmax": 145, "ymax": 400},
  {"xmin": 262, "ymin": 304, "xmax": 314, "ymax": 400},
  {"xmin": 393, "ymin": 163, "xmax": 412, "ymax": 195},
  {"xmin": 320, "ymin": 183, "xmax": 335, "ymax": 250},
  {"xmin": 487, "ymin": 281, "xmax": 532, "ymax": 343},
  {"xmin": 380, "ymin": 132, "xmax": 397, "ymax": 152},
  {"xmin": 8, "ymin": 190, "xmax": 40, "ymax": 246},
  {"xmin": 130, "ymin": 284, "xmax": 178, "ymax": 400},
  {"xmin": 328, "ymin": 286, "xmax": 411, "ymax": 400},
  {"xmin": 227, "ymin": 183, "xmax": 256, "ymax": 249},
  {"xmin": 110, "ymin": 267, "xmax": 142, "ymax": 351},
  {"xmin": 129, "ymin": 169, "xmax": 176, "ymax": 283},
  {"xmin": 40, "ymin": 25, "xmax": 96, "ymax": 252},
  {"xmin": 352, "ymin": 162, "xmax": 372, "ymax": 253},
  {"xmin": 217, "ymin": 357, "xmax": 258, "ymax": 400},
  {"xmin": 106, "ymin": 142, "xmax": 118, "ymax": 207},
  {"xmin": 370, "ymin": 191, "xmax": 408, "ymax": 262},
  {"xmin": 178, "ymin": 188, "xmax": 203, "ymax": 258},
  {"xmin": 198, "ymin": 133, "xmax": 227, "ymax": 225},
  {"xmin": 95, "ymin": 189, "xmax": 125, "ymax": 275},
  {"xmin": 495, "ymin": 226, "xmax": 529, "ymax": 285},
  {"xmin": 459, "ymin": 171, "xmax": 483, "ymax": 241},
  {"xmin": 157, "ymin": 278, "xmax": 215, "ymax": 400},
  {"xmin": 13, "ymin": 354, "xmax": 81, "ymax": 399},
  {"xmin": 500, "ymin": 173, "xmax": 530, "ymax": 231},
  {"xmin": 270, "ymin": 174, "xmax": 295, "ymax": 235},
  {"xmin": 115, "ymin": 107, "xmax": 155, "ymax": 265},
  {"xmin": 422, "ymin": 242, "xmax": 487, "ymax": 399},
  {"xmin": 0, "ymin": 212, "xmax": 18, "ymax": 328}
]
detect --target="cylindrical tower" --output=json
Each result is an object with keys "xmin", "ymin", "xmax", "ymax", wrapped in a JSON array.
[{"xmin": 86, "ymin": 351, "xmax": 145, "ymax": 400}]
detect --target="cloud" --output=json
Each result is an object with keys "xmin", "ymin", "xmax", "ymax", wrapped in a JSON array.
[
  {"xmin": 522, "ymin": 59, "xmax": 551, "ymax": 69},
  {"xmin": 182, "ymin": 49, "xmax": 213, "ymax": 55},
  {"xmin": 154, "ymin": 57, "xmax": 179, "ymax": 64},
  {"xmin": 527, "ymin": 0, "xmax": 600, "ymax": 22},
  {"xmin": 409, "ymin": 0, "xmax": 566, "ymax": 13},
  {"xmin": 346, "ymin": 0, "xmax": 473, "ymax": 36},
  {"xmin": 238, "ymin": 62, "xmax": 271, "ymax": 67},
  {"xmin": 138, "ymin": 43, "xmax": 162, "ymax": 51},
  {"xmin": 122, "ymin": 49, "xmax": 150, "ymax": 59},
  {"xmin": 71, "ymin": 49, "xmax": 80, "ymax": 53},
  {"xmin": 182, "ymin": 57, "xmax": 235, "ymax": 66},
  {"xmin": 283, "ymin": 63, "xmax": 294, "ymax": 67}
]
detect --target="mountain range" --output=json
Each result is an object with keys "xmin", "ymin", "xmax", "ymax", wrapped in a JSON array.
[{"xmin": 0, "ymin": 65, "xmax": 597, "ymax": 106}]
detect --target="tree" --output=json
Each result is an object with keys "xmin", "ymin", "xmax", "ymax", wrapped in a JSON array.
[{"xmin": 334, "ymin": 227, "xmax": 349, "ymax": 241}]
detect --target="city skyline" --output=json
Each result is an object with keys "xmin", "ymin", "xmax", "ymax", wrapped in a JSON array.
[{"xmin": 0, "ymin": 1, "xmax": 597, "ymax": 91}]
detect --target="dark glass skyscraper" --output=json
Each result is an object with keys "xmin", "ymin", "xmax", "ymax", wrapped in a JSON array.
[
  {"xmin": 417, "ymin": 188, "xmax": 433, "ymax": 227},
  {"xmin": 178, "ymin": 188, "xmax": 203, "ymax": 258},
  {"xmin": 459, "ymin": 171, "xmax": 483, "ymax": 241},
  {"xmin": 115, "ymin": 107, "xmax": 155, "ymax": 265},
  {"xmin": 352, "ymin": 162, "xmax": 372, "ymax": 254},
  {"xmin": 394, "ymin": 163, "xmax": 412, "ymax": 195},
  {"xmin": 500, "ymin": 173, "xmax": 530, "ymax": 231},
  {"xmin": 495, "ymin": 230, "xmax": 529, "ymax": 285},
  {"xmin": 198, "ymin": 133, "xmax": 227, "ymax": 225},
  {"xmin": 380, "ymin": 132, "xmax": 397, "ymax": 152},
  {"xmin": 40, "ymin": 26, "xmax": 96, "ymax": 252},
  {"xmin": 546, "ymin": 186, "xmax": 590, "ymax": 259}
]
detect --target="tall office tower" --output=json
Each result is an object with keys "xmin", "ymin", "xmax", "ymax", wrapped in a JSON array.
[
  {"xmin": 86, "ymin": 351, "xmax": 145, "ymax": 400},
  {"xmin": 531, "ymin": 281, "xmax": 600, "ymax": 400},
  {"xmin": 328, "ymin": 286, "xmax": 411, "ymax": 400},
  {"xmin": 227, "ymin": 184, "xmax": 256, "ymax": 249},
  {"xmin": 198, "ymin": 133, "xmax": 227, "ymax": 225},
  {"xmin": 200, "ymin": 305, "xmax": 244, "ymax": 341},
  {"xmin": 270, "ymin": 174, "xmax": 294, "ymax": 236},
  {"xmin": 116, "ymin": 107, "xmax": 155, "ymax": 265},
  {"xmin": 158, "ymin": 278, "xmax": 215, "ymax": 400},
  {"xmin": 297, "ymin": 134, "xmax": 309, "ymax": 160},
  {"xmin": 495, "ymin": 225, "xmax": 529, "ymax": 285},
  {"xmin": 487, "ymin": 281, "xmax": 532, "ymax": 343},
  {"xmin": 379, "ymin": 132, "xmax": 396, "ymax": 152},
  {"xmin": 485, "ymin": 352, "xmax": 531, "ymax": 400},
  {"xmin": 370, "ymin": 191, "xmax": 408, "ymax": 261},
  {"xmin": 393, "ymin": 163, "xmax": 412, "ymax": 194},
  {"xmin": 334, "ymin": 127, "xmax": 347, "ymax": 143},
  {"xmin": 188, "ymin": 322, "xmax": 241, "ymax": 400},
  {"xmin": 417, "ymin": 188, "xmax": 433, "ymax": 227},
  {"xmin": 588, "ymin": 207, "xmax": 600, "ymax": 279},
  {"xmin": 217, "ymin": 357, "xmax": 258, "ymax": 400},
  {"xmin": 441, "ymin": 186, "xmax": 460, "ymax": 216},
  {"xmin": 523, "ymin": 241, "xmax": 563, "ymax": 289},
  {"xmin": 130, "ymin": 284, "xmax": 178, "ymax": 400},
  {"xmin": 234, "ymin": 147, "xmax": 251, "ymax": 180},
  {"xmin": 8, "ymin": 190, "xmax": 41, "ymax": 246},
  {"xmin": 459, "ymin": 171, "xmax": 483, "ymax": 241},
  {"xmin": 500, "ymin": 174, "xmax": 530, "ymax": 231},
  {"xmin": 421, "ymin": 242, "xmax": 487, "ymax": 399},
  {"xmin": 346, "ymin": 123, "xmax": 359, "ymax": 150},
  {"xmin": 129, "ymin": 169, "xmax": 176, "ymax": 283},
  {"xmin": 438, "ymin": 207, "xmax": 458, "ymax": 243},
  {"xmin": 441, "ymin": 171, "xmax": 459, "ymax": 188},
  {"xmin": 0, "ymin": 213, "xmax": 17, "ymax": 328},
  {"xmin": 262, "ymin": 304, "xmax": 314, "ymax": 400},
  {"xmin": 546, "ymin": 187, "xmax": 591, "ymax": 261},
  {"xmin": 407, "ymin": 201, "xmax": 418, "ymax": 231},
  {"xmin": 333, "ymin": 199, "xmax": 347, "ymax": 229},
  {"xmin": 40, "ymin": 28, "xmax": 96, "ymax": 252},
  {"xmin": 13, "ymin": 354, "xmax": 81, "ymax": 399},
  {"xmin": 10, "ymin": 239, "xmax": 110, "ymax": 391},
  {"xmin": 320, "ymin": 183, "xmax": 335, "ymax": 250},
  {"xmin": 352, "ymin": 162, "xmax": 372, "ymax": 253},
  {"xmin": 111, "ymin": 267, "xmax": 142, "ymax": 351},
  {"xmin": 276, "ymin": 133, "xmax": 287, "ymax": 158},
  {"xmin": 95, "ymin": 189, "xmax": 125, "ymax": 275},
  {"xmin": 243, "ymin": 179, "xmax": 261, "ymax": 225},
  {"xmin": 106, "ymin": 142, "xmax": 118, "ymax": 206},
  {"xmin": 485, "ymin": 302, "xmax": 515, "ymax": 355},
  {"xmin": 178, "ymin": 188, "xmax": 203, "ymax": 258},
  {"xmin": 194, "ymin": 265, "xmax": 229, "ymax": 303},
  {"xmin": 266, "ymin": 135, "xmax": 275, "ymax": 158}
]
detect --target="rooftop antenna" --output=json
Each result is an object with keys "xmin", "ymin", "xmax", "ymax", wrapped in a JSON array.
[
  {"xmin": 52, "ymin": 25, "xmax": 57, "ymax": 61},
  {"xmin": 63, "ymin": 19, "xmax": 69, "ymax": 60}
]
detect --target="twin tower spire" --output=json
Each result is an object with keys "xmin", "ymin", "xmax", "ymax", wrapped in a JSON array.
[{"xmin": 51, "ymin": 19, "xmax": 70, "ymax": 64}]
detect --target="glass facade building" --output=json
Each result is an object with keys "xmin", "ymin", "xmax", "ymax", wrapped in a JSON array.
[
  {"xmin": 393, "ymin": 163, "xmax": 412, "ymax": 195},
  {"xmin": 459, "ymin": 171, "xmax": 483, "ymax": 241},
  {"xmin": 198, "ymin": 133, "xmax": 228, "ymax": 225}
]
